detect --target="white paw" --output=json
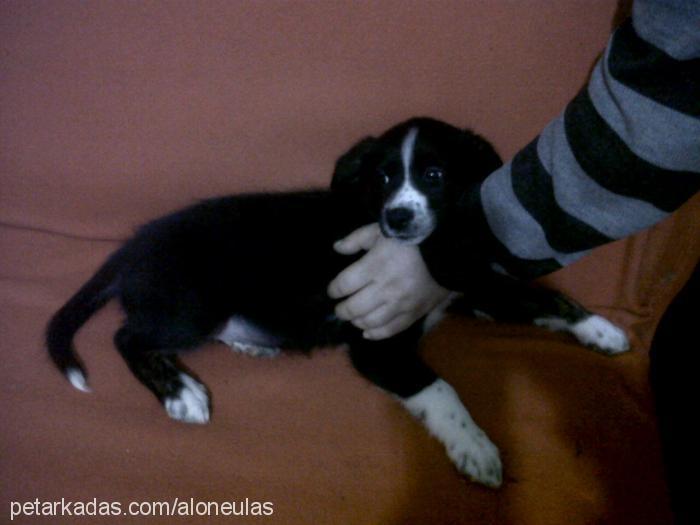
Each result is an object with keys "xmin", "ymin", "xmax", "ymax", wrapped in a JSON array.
[
  {"xmin": 448, "ymin": 427, "xmax": 502, "ymax": 488},
  {"xmin": 164, "ymin": 374, "xmax": 210, "ymax": 424},
  {"xmin": 571, "ymin": 315, "xmax": 630, "ymax": 355},
  {"xmin": 402, "ymin": 379, "xmax": 502, "ymax": 488}
]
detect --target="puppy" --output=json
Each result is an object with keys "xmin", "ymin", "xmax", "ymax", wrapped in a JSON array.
[{"xmin": 46, "ymin": 117, "xmax": 629, "ymax": 488}]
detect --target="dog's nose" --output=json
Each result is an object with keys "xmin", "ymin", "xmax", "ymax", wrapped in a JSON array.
[{"xmin": 385, "ymin": 207, "xmax": 415, "ymax": 231}]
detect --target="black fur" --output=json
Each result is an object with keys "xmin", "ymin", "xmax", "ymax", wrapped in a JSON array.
[
  {"xmin": 46, "ymin": 117, "xmax": 601, "ymax": 484},
  {"xmin": 46, "ymin": 118, "xmax": 507, "ymax": 399}
]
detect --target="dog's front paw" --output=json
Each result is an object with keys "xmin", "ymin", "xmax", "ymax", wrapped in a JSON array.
[
  {"xmin": 164, "ymin": 374, "xmax": 210, "ymax": 424},
  {"xmin": 571, "ymin": 315, "xmax": 630, "ymax": 355},
  {"xmin": 448, "ymin": 428, "xmax": 502, "ymax": 488},
  {"xmin": 402, "ymin": 379, "xmax": 503, "ymax": 488}
]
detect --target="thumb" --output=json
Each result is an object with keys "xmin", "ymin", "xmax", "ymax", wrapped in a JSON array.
[{"xmin": 333, "ymin": 223, "xmax": 381, "ymax": 255}]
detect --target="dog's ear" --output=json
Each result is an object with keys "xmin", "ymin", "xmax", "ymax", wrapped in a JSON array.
[
  {"xmin": 461, "ymin": 130, "xmax": 503, "ymax": 181},
  {"xmin": 331, "ymin": 136, "xmax": 377, "ymax": 191}
]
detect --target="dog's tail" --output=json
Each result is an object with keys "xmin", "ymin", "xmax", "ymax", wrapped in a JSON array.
[{"xmin": 46, "ymin": 249, "xmax": 125, "ymax": 392}]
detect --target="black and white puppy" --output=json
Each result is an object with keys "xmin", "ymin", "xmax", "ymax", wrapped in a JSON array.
[{"xmin": 46, "ymin": 117, "xmax": 628, "ymax": 488}]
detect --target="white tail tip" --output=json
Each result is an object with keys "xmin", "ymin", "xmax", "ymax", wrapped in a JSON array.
[{"xmin": 66, "ymin": 368, "xmax": 91, "ymax": 393}]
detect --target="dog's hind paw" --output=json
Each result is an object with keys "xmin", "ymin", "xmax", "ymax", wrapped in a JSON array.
[
  {"xmin": 164, "ymin": 374, "xmax": 210, "ymax": 424},
  {"xmin": 570, "ymin": 315, "xmax": 630, "ymax": 355}
]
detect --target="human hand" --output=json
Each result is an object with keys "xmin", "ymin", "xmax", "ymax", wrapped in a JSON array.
[{"xmin": 328, "ymin": 224, "xmax": 451, "ymax": 340}]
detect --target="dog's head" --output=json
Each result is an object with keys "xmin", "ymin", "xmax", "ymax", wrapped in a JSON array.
[{"xmin": 332, "ymin": 117, "xmax": 502, "ymax": 244}]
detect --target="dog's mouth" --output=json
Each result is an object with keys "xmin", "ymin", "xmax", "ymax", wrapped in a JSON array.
[
  {"xmin": 379, "ymin": 220, "xmax": 433, "ymax": 245},
  {"xmin": 379, "ymin": 205, "xmax": 436, "ymax": 245}
]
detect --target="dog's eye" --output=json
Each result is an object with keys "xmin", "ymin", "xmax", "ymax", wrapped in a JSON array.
[
  {"xmin": 378, "ymin": 170, "xmax": 391, "ymax": 185},
  {"xmin": 424, "ymin": 168, "xmax": 444, "ymax": 182}
]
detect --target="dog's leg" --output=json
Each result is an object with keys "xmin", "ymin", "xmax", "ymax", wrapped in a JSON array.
[
  {"xmin": 114, "ymin": 326, "xmax": 210, "ymax": 424},
  {"xmin": 533, "ymin": 311, "xmax": 629, "ymax": 355},
  {"xmin": 348, "ymin": 332, "xmax": 502, "ymax": 488},
  {"xmin": 459, "ymin": 275, "xmax": 629, "ymax": 355}
]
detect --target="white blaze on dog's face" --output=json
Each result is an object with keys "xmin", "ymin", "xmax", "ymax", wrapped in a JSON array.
[
  {"xmin": 380, "ymin": 127, "xmax": 440, "ymax": 244},
  {"xmin": 331, "ymin": 117, "xmax": 503, "ymax": 245}
]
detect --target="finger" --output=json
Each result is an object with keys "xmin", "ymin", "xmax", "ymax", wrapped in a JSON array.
[
  {"xmin": 353, "ymin": 303, "xmax": 399, "ymax": 330},
  {"xmin": 333, "ymin": 223, "xmax": 381, "ymax": 255},
  {"xmin": 334, "ymin": 285, "xmax": 385, "ymax": 322},
  {"xmin": 362, "ymin": 314, "xmax": 415, "ymax": 341},
  {"xmin": 327, "ymin": 257, "xmax": 374, "ymax": 299}
]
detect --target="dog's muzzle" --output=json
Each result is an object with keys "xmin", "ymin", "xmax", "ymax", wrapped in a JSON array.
[
  {"xmin": 381, "ymin": 206, "xmax": 434, "ymax": 244},
  {"xmin": 385, "ymin": 207, "xmax": 415, "ymax": 231}
]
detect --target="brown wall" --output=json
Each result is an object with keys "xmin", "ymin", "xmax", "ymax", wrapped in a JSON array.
[
  {"xmin": 1, "ymin": 0, "xmax": 697, "ymax": 343},
  {"xmin": 1, "ymin": 1, "xmax": 615, "ymax": 233}
]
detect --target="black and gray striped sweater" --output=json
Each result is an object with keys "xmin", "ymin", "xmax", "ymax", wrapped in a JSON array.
[{"xmin": 423, "ymin": 0, "xmax": 700, "ymax": 286}]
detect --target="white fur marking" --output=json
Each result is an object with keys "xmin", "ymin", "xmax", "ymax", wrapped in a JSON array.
[
  {"xmin": 402, "ymin": 379, "xmax": 502, "ymax": 487},
  {"xmin": 535, "ymin": 314, "xmax": 630, "ymax": 355},
  {"xmin": 489, "ymin": 263, "xmax": 512, "ymax": 277},
  {"xmin": 165, "ymin": 373, "xmax": 210, "ymax": 424},
  {"xmin": 229, "ymin": 342, "xmax": 280, "ymax": 358},
  {"xmin": 66, "ymin": 368, "xmax": 91, "ymax": 393},
  {"xmin": 401, "ymin": 127, "xmax": 419, "ymax": 180},
  {"xmin": 473, "ymin": 310, "xmax": 495, "ymax": 321},
  {"xmin": 571, "ymin": 314, "xmax": 630, "ymax": 354},
  {"xmin": 384, "ymin": 127, "xmax": 435, "ymax": 243},
  {"xmin": 214, "ymin": 316, "xmax": 280, "ymax": 357}
]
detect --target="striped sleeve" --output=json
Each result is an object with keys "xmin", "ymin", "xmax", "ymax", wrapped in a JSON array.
[{"xmin": 424, "ymin": 0, "xmax": 700, "ymax": 285}]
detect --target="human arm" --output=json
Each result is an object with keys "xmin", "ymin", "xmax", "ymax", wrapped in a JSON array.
[{"xmin": 330, "ymin": 0, "xmax": 700, "ymax": 337}]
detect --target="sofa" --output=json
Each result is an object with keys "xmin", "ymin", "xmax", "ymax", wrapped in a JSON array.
[{"xmin": 2, "ymin": 1, "xmax": 698, "ymax": 523}]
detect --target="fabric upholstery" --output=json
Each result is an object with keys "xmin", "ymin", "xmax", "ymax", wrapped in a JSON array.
[{"xmin": 2, "ymin": 1, "xmax": 697, "ymax": 523}]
